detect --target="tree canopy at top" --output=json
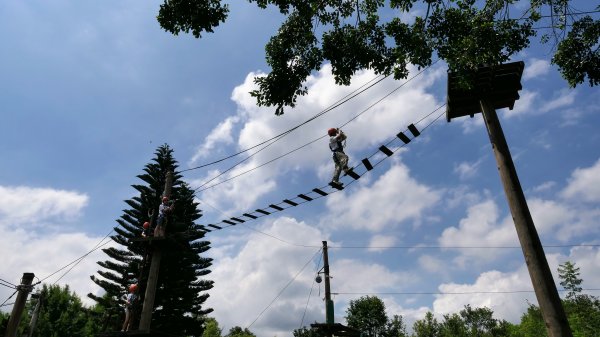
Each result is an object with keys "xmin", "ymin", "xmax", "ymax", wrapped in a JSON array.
[{"xmin": 157, "ymin": 0, "xmax": 599, "ymax": 115}]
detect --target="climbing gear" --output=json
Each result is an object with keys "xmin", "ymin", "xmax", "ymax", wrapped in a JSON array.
[
  {"xmin": 143, "ymin": 222, "xmax": 150, "ymax": 229},
  {"xmin": 328, "ymin": 128, "xmax": 337, "ymax": 137},
  {"xmin": 129, "ymin": 284, "xmax": 138, "ymax": 292}
]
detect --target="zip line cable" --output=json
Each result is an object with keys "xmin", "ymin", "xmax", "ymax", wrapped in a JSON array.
[
  {"xmin": 247, "ymin": 248, "xmax": 322, "ymax": 330},
  {"xmin": 180, "ymin": 74, "xmax": 389, "ymax": 173},
  {"xmin": 0, "ymin": 290, "xmax": 18, "ymax": 307},
  {"xmin": 0, "ymin": 278, "xmax": 16, "ymax": 289},
  {"xmin": 193, "ymin": 62, "xmax": 438, "ymax": 193},
  {"xmin": 299, "ymin": 251, "xmax": 323, "ymax": 328},
  {"xmin": 333, "ymin": 288, "xmax": 600, "ymax": 296},
  {"xmin": 190, "ymin": 74, "xmax": 394, "ymax": 191},
  {"xmin": 37, "ymin": 230, "xmax": 115, "ymax": 285}
]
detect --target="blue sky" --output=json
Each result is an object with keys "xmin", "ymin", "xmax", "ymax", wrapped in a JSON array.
[{"xmin": 1, "ymin": 1, "xmax": 600, "ymax": 336}]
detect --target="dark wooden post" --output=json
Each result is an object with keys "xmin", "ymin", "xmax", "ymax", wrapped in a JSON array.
[
  {"xmin": 4, "ymin": 273, "xmax": 34, "ymax": 337},
  {"xmin": 447, "ymin": 61, "xmax": 572, "ymax": 337},
  {"xmin": 139, "ymin": 171, "xmax": 173, "ymax": 331}
]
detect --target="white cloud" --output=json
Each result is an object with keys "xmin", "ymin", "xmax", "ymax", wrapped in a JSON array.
[
  {"xmin": 561, "ymin": 158, "xmax": 600, "ymax": 203},
  {"xmin": 438, "ymin": 200, "xmax": 517, "ymax": 265},
  {"xmin": 206, "ymin": 217, "xmax": 327, "ymax": 337},
  {"xmin": 433, "ymin": 265, "xmax": 535, "ymax": 322},
  {"xmin": 0, "ymin": 185, "xmax": 88, "ymax": 227},
  {"xmin": 540, "ymin": 89, "xmax": 576, "ymax": 113},
  {"xmin": 523, "ymin": 59, "xmax": 551, "ymax": 80},
  {"xmin": 0, "ymin": 225, "xmax": 115, "ymax": 310},
  {"xmin": 453, "ymin": 158, "xmax": 483, "ymax": 180},
  {"xmin": 190, "ymin": 116, "xmax": 240, "ymax": 164},
  {"xmin": 323, "ymin": 161, "xmax": 442, "ymax": 232},
  {"xmin": 502, "ymin": 90, "xmax": 538, "ymax": 118},
  {"xmin": 368, "ymin": 235, "xmax": 398, "ymax": 252},
  {"xmin": 432, "ymin": 247, "xmax": 600, "ymax": 324}
]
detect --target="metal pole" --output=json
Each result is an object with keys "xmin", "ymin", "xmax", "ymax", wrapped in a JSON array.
[
  {"xmin": 480, "ymin": 99, "xmax": 572, "ymax": 337},
  {"xmin": 4, "ymin": 273, "xmax": 34, "ymax": 337}
]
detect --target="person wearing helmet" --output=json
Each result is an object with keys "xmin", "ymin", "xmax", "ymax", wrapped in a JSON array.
[
  {"xmin": 157, "ymin": 196, "xmax": 172, "ymax": 225},
  {"xmin": 141, "ymin": 221, "xmax": 151, "ymax": 237},
  {"xmin": 328, "ymin": 128, "xmax": 350, "ymax": 187},
  {"xmin": 121, "ymin": 284, "xmax": 139, "ymax": 331}
]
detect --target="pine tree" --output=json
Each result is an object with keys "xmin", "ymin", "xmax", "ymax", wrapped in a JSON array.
[
  {"xmin": 89, "ymin": 145, "xmax": 213, "ymax": 336},
  {"xmin": 558, "ymin": 261, "xmax": 582, "ymax": 299}
]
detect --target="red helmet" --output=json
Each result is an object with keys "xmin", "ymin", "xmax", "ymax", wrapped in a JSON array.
[
  {"xmin": 129, "ymin": 284, "xmax": 138, "ymax": 292},
  {"xmin": 328, "ymin": 128, "xmax": 337, "ymax": 136},
  {"xmin": 162, "ymin": 196, "xmax": 168, "ymax": 202},
  {"xmin": 143, "ymin": 222, "xmax": 150, "ymax": 229}
]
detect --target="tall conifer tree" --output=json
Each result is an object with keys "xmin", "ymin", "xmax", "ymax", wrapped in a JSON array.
[{"xmin": 89, "ymin": 145, "xmax": 213, "ymax": 336}]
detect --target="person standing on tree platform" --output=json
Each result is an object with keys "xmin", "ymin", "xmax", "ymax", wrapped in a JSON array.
[
  {"xmin": 121, "ymin": 284, "xmax": 138, "ymax": 332},
  {"xmin": 328, "ymin": 127, "xmax": 350, "ymax": 187},
  {"xmin": 141, "ymin": 221, "xmax": 151, "ymax": 237},
  {"xmin": 155, "ymin": 196, "xmax": 174, "ymax": 237}
]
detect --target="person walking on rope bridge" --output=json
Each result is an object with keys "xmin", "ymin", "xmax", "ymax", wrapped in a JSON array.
[
  {"xmin": 328, "ymin": 127, "xmax": 350, "ymax": 187},
  {"xmin": 155, "ymin": 196, "xmax": 174, "ymax": 237},
  {"xmin": 121, "ymin": 284, "xmax": 138, "ymax": 332}
]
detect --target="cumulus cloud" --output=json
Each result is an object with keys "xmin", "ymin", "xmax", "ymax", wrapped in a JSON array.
[
  {"xmin": 432, "ymin": 247, "xmax": 600, "ymax": 323},
  {"xmin": 540, "ymin": 89, "xmax": 576, "ymax": 113},
  {"xmin": 438, "ymin": 200, "xmax": 517, "ymax": 265},
  {"xmin": 206, "ymin": 217, "xmax": 327, "ymax": 336},
  {"xmin": 368, "ymin": 234, "xmax": 398, "ymax": 252},
  {"xmin": 561, "ymin": 158, "xmax": 600, "ymax": 203},
  {"xmin": 433, "ymin": 265, "xmax": 535, "ymax": 322},
  {"xmin": 453, "ymin": 158, "xmax": 484, "ymax": 180},
  {"xmin": 0, "ymin": 184, "xmax": 113, "ymax": 309},
  {"xmin": 323, "ymin": 161, "xmax": 442, "ymax": 232},
  {"xmin": 0, "ymin": 185, "xmax": 88, "ymax": 227},
  {"xmin": 523, "ymin": 59, "xmax": 551, "ymax": 80},
  {"xmin": 189, "ymin": 116, "xmax": 240, "ymax": 164}
]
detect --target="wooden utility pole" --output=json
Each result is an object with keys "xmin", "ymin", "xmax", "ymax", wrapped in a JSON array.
[
  {"xmin": 4, "ymin": 272, "xmax": 34, "ymax": 337},
  {"xmin": 447, "ymin": 61, "xmax": 572, "ymax": 337},
  {"xmin": 139, "ymin": 171, "xmax": 173, "ymax": 331}
]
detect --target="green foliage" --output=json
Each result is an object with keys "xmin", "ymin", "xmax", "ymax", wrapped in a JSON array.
[
  {"xmin": 413, "ymin": 312, "xmax": 440, "ymax": 337},
  {"xmin": 382, "ymin": 315, "xmax": 409, "ymax": 337},
  {"xmin": 202, "ymin": 317, "xmax": 223, "ymax": 337},
  {"xmin": 25, "ymin": 284, "xmax": 97, "ymax": 337},
  {"xmin": 156, "ymin": 0, "xmax": 599, "ymax": 115},
  {"xmin": 558, "ymin": 261, "xmax": 583, "ymax": 299},
  {"xmin": 90, "ymin": 144, "xmax": 213, "ymax": 336},
  {"xmin": 346, "ymin": 295, "xmax": 389, "ymax": 337},
  {"xmin": 553, "ymin": 15, "xmax": 600, "ymax": 87},
  {"xmin": 225, "ymin": 326, "xmax": 257, "ymax": 337}
]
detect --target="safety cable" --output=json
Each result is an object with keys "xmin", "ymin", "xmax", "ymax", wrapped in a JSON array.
[
  {"xmin": 194, "ymin": 63, "xmax": 438, "ymax": 192},
  {"xmin": 37, "ymin": 230, "xmax": 114, "ymax": 285},
  {"xmin": 333, "ymin": 288, "xmax": 600, "ymax": 296},
  {"xmin": 180, "ymin": 74, "xmax": 389, "ymax": 173},
  {"xmin": 0, "ymin": 278, "xmax": 17, "ymax": 289},
  {"xmin": 247, "ymin": 248, "xmax": 322, "ymax": 330},
  {"xmin": 0, "ymin": 290, "xmax": 18, "ymax": 307},
  {"xmin": 300, "ymin": 251, "xmax": 323, "ymax": 328}
]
